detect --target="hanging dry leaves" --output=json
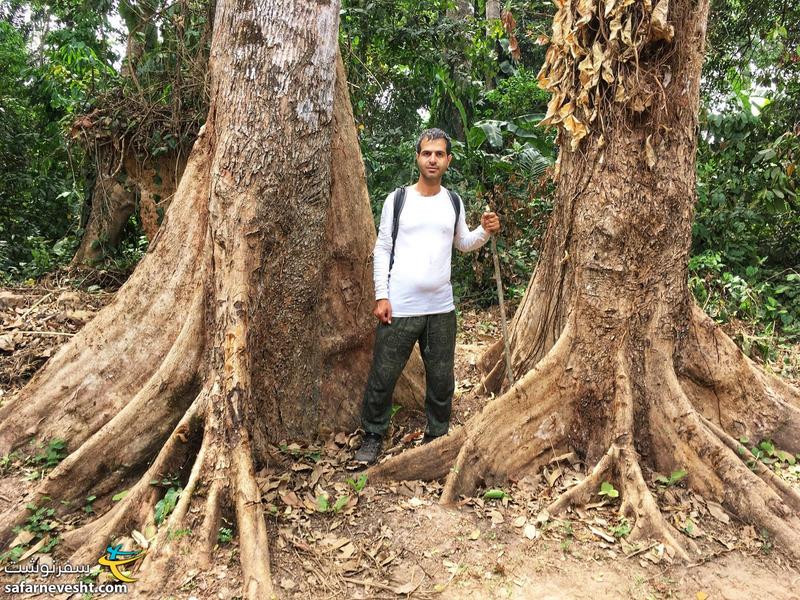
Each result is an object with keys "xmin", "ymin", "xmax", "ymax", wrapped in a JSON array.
[
  {"xmin": 537, "ymin": 0, "xmax": 676, "ymax": 158},
  {"xmin": 501, "ymin": 10, "xmax": 522, "ymax": 61},
  {"xmin": 650, "ymin": 0, "xmax": 674, "ymax": 41}
]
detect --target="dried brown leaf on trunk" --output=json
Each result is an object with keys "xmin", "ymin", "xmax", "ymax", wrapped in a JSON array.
[
  {"xmin": 651, "ymin": 0, "xmax": 674, "ymax": 42},
  {"xmin": 645, "ymin": 134, "xmax": 657, "ymax": 169},
  {"xmin": 576, "ymin": 0, "xmax": 595, "ymax": 25}
]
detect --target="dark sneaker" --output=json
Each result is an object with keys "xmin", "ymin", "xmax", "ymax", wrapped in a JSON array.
[
  {"xmin": 354, "ymin": 432, "xmax": 382, "ymax": 464},
  {"xmin": 422, "ymin": 433, "xmax": 443, "ymax": 444}
]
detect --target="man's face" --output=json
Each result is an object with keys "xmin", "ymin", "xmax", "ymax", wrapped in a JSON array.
[{"xmin": 416, "ymin": 138, "xmax": 452, "ymax": 182}]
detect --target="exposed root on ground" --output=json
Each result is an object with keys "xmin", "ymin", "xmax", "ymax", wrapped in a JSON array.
[
  {"xmin": 56, "ymin": 379, "xmax": 276, "ymax": 599},
  {"xmin": 369, "ymin": 428, "xmax": 467, "ymax": 482},
  {"xmin": 0, "ymin": 144, "xmax": 213, "ymax": 456},
  {"xmin": 659, "ymin": 353, "xmax": 800, "ymax": 557},
  {"xmin": 130, "ymin": 381, "xmax": 274, "ymax": 599},
  {"xmin": 679, "ymin": 305, "xmax": 800, "ymax": 453},
  {"xmin": 40, "ymin": 292, "xmax": 203, "ymax": 505},
  {"xmin": 372, "ymin": 323, "xmax": 572, "ymax": 498},
  {"xmin": 231, "ymin": 433, "xmax": 273, "ymax": 598},
  {"xmin": 63, "ymin": 392, "xmax": 208, "ymax": 563},
  {"xmin": 701, "ymin": 416, "xmax": 800, "ymax": 512}
]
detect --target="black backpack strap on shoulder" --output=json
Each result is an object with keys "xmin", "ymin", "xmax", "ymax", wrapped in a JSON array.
[
  {"xmin": 389, "ymin": 186, "xmax": 407, "ymax": 273},
  {"xmin": 447, "ymin": 190, "xmax": 461, "ymax": 236}
]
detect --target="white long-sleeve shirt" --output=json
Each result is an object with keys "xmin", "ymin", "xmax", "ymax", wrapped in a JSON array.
[{"xmin": 373, "ymin": 186, "xmax": 491, "ymax": 317}]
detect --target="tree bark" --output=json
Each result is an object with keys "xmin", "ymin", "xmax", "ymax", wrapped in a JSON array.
[
  {"xmin": 0, "ymin": 0, "xmax": 422, "ymax": 594},
  {"xmin": 71, "ymin": 150, "xmax": 186, "ymax": 265},
  {"xmin": 372, "ymin": 0, "xmax": 800, "ymax": 560},
  {"xmin": 486, "ymin": 0, "xmax": 500, "ymax": 21},
  {"xmin": 71, "ymin": 148, "xmax": 136, "ymax": 265}
]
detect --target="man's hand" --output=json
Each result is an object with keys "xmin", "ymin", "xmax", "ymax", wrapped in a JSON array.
[
  {"xmin": 481, "ymin": 211, "xmax": 501, "ymax": 234},
  {"xmin": 373, "ymin": 299, "xmax": 392, "ymax": 324}
]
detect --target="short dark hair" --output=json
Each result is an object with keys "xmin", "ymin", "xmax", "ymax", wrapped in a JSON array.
[{"xmin": 416, "ymin": 128, "xmax": 452, "ymax": 155}]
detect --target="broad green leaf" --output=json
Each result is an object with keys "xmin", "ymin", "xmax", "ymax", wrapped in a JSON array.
[
  {"xmin": 598, "ymin": 481, "xmax": 619, "ymax": 498},
  {"xmin": 478, "ymin": 121, "xmax": 504, "ymax": 148},
  {"xmin": 154, "ymin": 487, "xmax": 182, "ymax": 525},
  {"xmin": 467, "ymin": 126, "xmax": 487, "ymax": 149},
  {"xmin": 483, "ymin": 489, "xmax": 508, "ymax": 500}
]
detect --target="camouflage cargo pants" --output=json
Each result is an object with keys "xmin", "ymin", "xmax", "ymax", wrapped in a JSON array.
[{"xmin": 360, "ymin": 311, "xmax": 457, "ymax": 438}]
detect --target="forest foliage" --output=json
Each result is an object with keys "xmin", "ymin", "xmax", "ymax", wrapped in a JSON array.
[{"xmin": 0, "ymin": 0, "xmax": 797, "ymax": 365}]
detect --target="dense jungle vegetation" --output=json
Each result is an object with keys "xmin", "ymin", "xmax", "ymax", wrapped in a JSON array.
[{"xmin": 0, "ymin": 0, "xmax": 798, "ymax": 367}]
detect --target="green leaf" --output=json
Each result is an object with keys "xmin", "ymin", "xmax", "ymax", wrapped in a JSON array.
[
  {"xmin": 477, "ymin": 121, "xmax": 503, "ymax": 148},
  {"xmin": 668, "ymin": 469, "xmax": 688, "ymax": 485},
  {"xmin": 347, "ymin": 474, "xmax": 368, "ymax": 493},
  {"xmin": 154, "ymin": 487, "xmax": 182, "ymax": 525},
  {"xmin": 757, "ymin": 439, "xmax": 775, "ymax": 456},
  {"xmin": 656, "ymin": 469, "xmax": 688, "ymax": 486},
  {"xmin": 611, "ymin": 518, "xmax": 631, "ymax": 538},
  {"xmin": 316, "ymin": 494, "xmax": 330, "ymax": 513},
  {"xmin": 112, "ymin": 490, "xmax": 129, "ymax": 502},
  {"xmin": 217, "ymin": 527, "xmax": 233, "ymax": 544},
  {"xmin": 483, "ymin": 489, "xmax": 508, "ymax": 500},
  {"xmin": 467, "ymin": 126, "xmax": 487, "ymax": 149},
  {"xmin": 598, "ymin": 481, "xmax": 619, "ymax": 498},
  {"xmin": 332, "ymin": 495, "xmax": 349, "ymax": 513}
]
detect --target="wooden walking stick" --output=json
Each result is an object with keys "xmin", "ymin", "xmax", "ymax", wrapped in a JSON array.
[{"xmin": 486, "ymin": 205, "xmax": 514, "ymax": 387}]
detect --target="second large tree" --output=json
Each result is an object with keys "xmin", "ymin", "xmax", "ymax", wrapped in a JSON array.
[{"xmin": 374, "ymin": 0, "xmax": 800, "ymax": 559}]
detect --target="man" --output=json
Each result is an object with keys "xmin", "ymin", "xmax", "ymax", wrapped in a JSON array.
[{"xmin": 355, "ymin": 128, "xmax": 501, "ymax": 464}]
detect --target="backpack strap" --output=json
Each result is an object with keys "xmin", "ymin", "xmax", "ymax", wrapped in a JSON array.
[
  {"xmin": 447, "ymin": 190, "xmax": 461, "ymax": 235},
  {"xmin": 389, "ymin": 187, "xmax": 407, "ymax": 273}
]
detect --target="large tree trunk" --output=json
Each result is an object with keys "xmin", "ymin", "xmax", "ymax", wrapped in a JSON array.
[
  {"xmin": 0, "ymin": 0, "xmax": 422, "ymax": 595},
  {"xmin": 71, "ymin": 149, "xmax": 186, "ymax": 265},
  {"xmin": 71, "ymin": 148, "xmax": 136, "ymax": 264},
  {"xmin": 72, "ymin": 0, "xmax": 196, "ymax": 265},
  {"xmin": 71, "ymin": 0, "xmax": 158, "ymax": 266},
  {"xmin": 372, "ymin": 0, "xmax": 800, "ymax": 560}
]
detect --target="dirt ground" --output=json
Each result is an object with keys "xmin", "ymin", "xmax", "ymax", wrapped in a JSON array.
[{"xmin": 0, "ymin": 280, "xmax": 799, "ymax": 599}]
